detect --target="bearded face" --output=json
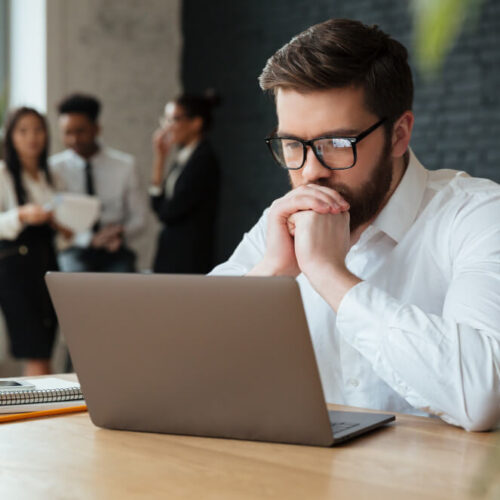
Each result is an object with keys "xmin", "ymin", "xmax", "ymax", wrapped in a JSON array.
[{"xmin": 290, "ymin": 133, "xmax": 393, "ymax": 233}]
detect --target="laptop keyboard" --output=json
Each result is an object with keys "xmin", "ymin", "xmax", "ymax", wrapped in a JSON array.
[{"xmin": 331, "ymin": 421, "xmax": 359, "ymax": 434}]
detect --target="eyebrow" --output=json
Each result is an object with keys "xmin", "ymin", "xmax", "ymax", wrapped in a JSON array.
[{"xmin": 276, "ymin": 127, "xmax": 361, "ymax": 138}]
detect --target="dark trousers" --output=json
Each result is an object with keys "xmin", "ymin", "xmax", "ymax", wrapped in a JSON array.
[
  {"xmin": 0, "ymin": 225, "xmax": 58, "ymax": 359},
  {"xmin": 58, "ymin": 246, "xmax": 136, "ymax": 273}
]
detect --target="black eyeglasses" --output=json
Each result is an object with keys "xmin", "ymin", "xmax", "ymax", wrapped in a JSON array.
[{"xmin": 265, "ymin": 117, "xmax": 387, "ymax": 171}]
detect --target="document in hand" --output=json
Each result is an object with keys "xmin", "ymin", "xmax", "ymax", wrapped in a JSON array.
[{"xmin": 47, "ymin": 193, "xmax": 100, "ymax": 232}]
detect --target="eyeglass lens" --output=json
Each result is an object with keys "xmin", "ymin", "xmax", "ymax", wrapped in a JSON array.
[{"xmin": 270, "ymin": 137, "xmax": 354, "ymax": 169}]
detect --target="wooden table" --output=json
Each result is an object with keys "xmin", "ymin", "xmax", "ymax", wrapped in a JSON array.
[{"xmin": 0, "ymin": 375, "xmax": 498, "ymax": 499}]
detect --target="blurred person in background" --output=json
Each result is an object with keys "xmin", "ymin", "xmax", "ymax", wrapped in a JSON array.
[
  {"xmin": 50, "ymin": 93, "xmax": 145, "ymax": 273},
  {"xmin": 0, "ymin": 107, "xmax": 71, "ymax": 375},
  {"xmin": 149, "ymin": 91, "xmax": 220, "ymax": 273}
]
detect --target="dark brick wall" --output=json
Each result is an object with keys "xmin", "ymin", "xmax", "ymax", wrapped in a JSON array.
[{"xmin": 182, "ymin": 0, "xmax": 500, "ymax": 264}]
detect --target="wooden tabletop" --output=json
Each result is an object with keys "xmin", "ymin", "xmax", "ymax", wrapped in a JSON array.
[{"xmin": 0, "ymin": 375, "xmax": 498, "ymax": 499}]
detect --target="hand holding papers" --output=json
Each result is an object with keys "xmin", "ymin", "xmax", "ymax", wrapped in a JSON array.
[{"xmin": 45, "ymin": 193, "xmax": 101, "ymax": 233}]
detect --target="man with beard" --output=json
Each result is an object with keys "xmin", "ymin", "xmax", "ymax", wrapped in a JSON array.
[{"xmin": 210, "ymin": 19, "xmax": 500, "ymax": 431}]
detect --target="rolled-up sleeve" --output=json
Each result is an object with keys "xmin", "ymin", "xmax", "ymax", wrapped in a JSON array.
[
  {"xmin": 209, "ymin": 210, "xmax": 268, "ymax": 276},
  {"xmin": 123, "ymin": 160, "xmax": 146, "ymax": 241},
  {"xmin": 337, "ymin": 216, "xmax": 500, "ymax": 431},
  {"xmin": 0, "ymin": 208, "xmax": 23, "ymax": 240}
]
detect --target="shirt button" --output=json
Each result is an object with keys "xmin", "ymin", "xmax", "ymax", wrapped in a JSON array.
[{"xmin": 348, "ymin": 378, "xmax": 359, "ymax": 387}]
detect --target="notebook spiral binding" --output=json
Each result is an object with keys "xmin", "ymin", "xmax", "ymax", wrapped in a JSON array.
[{"xmin": 0, "ymin": 387, "xmax": 83, "ymax": 406}]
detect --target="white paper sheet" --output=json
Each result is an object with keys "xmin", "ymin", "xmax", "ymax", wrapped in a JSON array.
[{"xmin": 47, "ymin": 193, "xmax": 101, "ymax": 232}]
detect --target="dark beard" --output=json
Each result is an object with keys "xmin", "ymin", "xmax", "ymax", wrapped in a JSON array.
[
  {"xmin": 330, "ymin": 145, "xmax": 393, "ymax": 232},
  {"xmin": 294, "ymin": 138, "xmax": 393, "ymax": 233}
]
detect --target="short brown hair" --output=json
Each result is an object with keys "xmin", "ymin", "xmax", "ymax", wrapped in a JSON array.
[{"xmin": 259, "ymin": 19, "xmax": 413, "ymax": 127}]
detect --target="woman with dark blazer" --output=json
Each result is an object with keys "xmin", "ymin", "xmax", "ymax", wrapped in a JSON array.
[
  {"xmin": 149, "ymin": 92, "xmax": 220, "ymax": 274},
  {"xmin": 0, "ymin": 107, "xmax": 71, "ymax": 375}
]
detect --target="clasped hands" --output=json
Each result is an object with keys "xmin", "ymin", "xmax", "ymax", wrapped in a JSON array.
[
  {"xmin": 250, "ymin": 184, "xmax": 361, "ymax": 310},
  {"xmin": 91, "ymin": 224, "xmax": 124, "ymax": 253}
]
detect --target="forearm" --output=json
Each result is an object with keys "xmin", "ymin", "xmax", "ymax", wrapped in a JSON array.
[
  {"xmin": 247, "ymin": 260, "xmax": 280, "ymax": 276},
  {"xmin": 0, "ymin": 208, "xmax": 23, "ymax": 240},
  {"xmin": 305, "ymin": 264, "xmax": 361, "ymax": 311},
  {"xmin": 123, "ymin": 165, "xmax": 147, "ymax": 241},
  {"xmin": 124, "ymin": 199, "xmax": 146, "ymax": 241},
  {"xmin": 123, "ymin": 217, "xmax": 145, "ymax": 241},
  {"xmin": 151, "ymin": 154, "xmax": 167, "ymax": 187},
  {"xmin": 336, "ymin": 281, "xmax": 500, "ymax": 431},
  {"xmin": 209, "ymin": 213, "xmax": 268, "ymax": 276}
]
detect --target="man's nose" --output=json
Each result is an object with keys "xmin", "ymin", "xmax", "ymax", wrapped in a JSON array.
[
  {"xmin": 66, "ymin": 134, "xmax": 77, "ymax": 145},
  {"xmin": 301, "ymin": 146, "xmax": 330, "ymax": 183}
]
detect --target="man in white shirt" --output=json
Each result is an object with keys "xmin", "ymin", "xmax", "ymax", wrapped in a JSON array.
[
  {"xmin": 210, "ymin": 19, "xmax": 500, "ymax": 431},
  {"xmin": 50, "ymin": 93, "xmax": 146, "ymax": 272}
]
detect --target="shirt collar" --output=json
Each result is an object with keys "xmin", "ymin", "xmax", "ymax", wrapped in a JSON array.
[
  {"xmin": 66, "ymin": 143, "xmax": 105, "ymax": 166},
  {"xmin": 175, "ymin": 140, "xmax": 200, "ymax": 167},
  {"xmin": 21, "ymin": 169, "xmax": 50, "ymax": 188},
  {"xmin": 372, "ymin": 149, "xmax": 429, "ymax": 243}
]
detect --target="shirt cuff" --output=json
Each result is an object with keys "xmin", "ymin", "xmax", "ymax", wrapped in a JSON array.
[
  {"xmin": 148, "ymin": 185, "xmax": 163, "ymax": 197},
  {"xmin": 72, "ymin": 230, "xmax": 93, "ymax": 248}
]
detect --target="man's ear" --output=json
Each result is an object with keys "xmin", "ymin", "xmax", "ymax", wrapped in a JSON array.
[
  {"xmin": 94, "ymin": 122, "xmax": 101, "ymax": 137},
  {"xmin": 391, "ymin": 111, "xmax": 414, "ymax": 158}
]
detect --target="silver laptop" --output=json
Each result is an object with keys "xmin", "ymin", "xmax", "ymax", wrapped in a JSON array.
[{"xmin": 46, "ymin": 272, "xmax": 394, "ymax": 446}]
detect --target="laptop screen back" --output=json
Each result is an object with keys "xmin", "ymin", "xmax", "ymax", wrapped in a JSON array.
[{"xmin": 46, "ymin": 273, "xmax": 334, "ymax": 446}]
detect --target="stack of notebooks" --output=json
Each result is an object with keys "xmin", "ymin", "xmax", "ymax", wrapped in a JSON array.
[{"xmin": 0, "ymin": 377, "xmax": 87, "ymax": 422}]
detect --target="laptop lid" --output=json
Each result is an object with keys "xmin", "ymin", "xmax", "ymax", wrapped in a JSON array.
[{"xmin": 46, "ymin": 273, "xmax": 337, "ymax": 446}]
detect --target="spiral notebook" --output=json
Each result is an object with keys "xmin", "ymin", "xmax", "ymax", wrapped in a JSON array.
[{"xmin": 0, "ymin": 378, "xmax": 84, "ymax": 413}]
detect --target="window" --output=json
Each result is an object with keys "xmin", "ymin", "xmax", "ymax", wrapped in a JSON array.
[{"xmin": 0, "ymin": 0, "xmax": 8, "ymax": 127}]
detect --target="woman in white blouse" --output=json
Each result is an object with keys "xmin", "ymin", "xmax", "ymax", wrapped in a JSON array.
[{"xmin": 0, "ymin": 107, "xmax": 70, "ymax": 375}]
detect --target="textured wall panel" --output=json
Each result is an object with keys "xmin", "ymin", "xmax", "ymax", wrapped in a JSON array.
[
  {"xmin": 46, "ymin": 0, "xmax": 183, "ymax": 268},
  {"xmin": 182, "ymin": 0, "xmax": 500, "ymax": 263}
]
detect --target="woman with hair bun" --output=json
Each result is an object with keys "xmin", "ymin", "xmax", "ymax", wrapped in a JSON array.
[
  {"xmin": 0, "ymin": 107, "xmax": 70, "ymax": 375},
  {"xmin": 149, "ymin": 90, "xmax": 220, "ymax": 273}
]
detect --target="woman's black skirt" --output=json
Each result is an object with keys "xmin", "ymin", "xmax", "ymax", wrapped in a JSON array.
[{"xmin": 0, "ymin": 224, "xmax": 58, "ymax": 359}]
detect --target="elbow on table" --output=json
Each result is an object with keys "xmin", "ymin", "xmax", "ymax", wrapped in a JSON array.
[{"xmin": 458, "ymin": 395, "xmax": 500, "ymax": 432}]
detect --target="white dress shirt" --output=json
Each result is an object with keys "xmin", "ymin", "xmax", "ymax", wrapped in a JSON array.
[
  {"xmin": 0, "ymin": 162, "xmax": 60, "ymax": 240},
  {"xmin": 210, "ymin": 151, "xmax": 500, "ymax": 431},
  {"xmin": 50, "ymin": 146, "xmax": 146, "ymax": 247}
]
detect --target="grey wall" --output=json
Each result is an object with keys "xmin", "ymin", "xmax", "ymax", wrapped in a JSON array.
[
  {"xmin": 1, "ymin": 0, "xmax": 184, "ymax": 376},
  {"xmin": 182, "ymin": 0, "xmax": 500, "ymax": 264},
  {"xmin": 46, "ymin": 0, "xmax": 183, "ymax": 269}
]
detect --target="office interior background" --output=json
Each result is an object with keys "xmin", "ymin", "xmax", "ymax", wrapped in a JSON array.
[{"xmin": 0, "ymin": 0, "xmax": 499, "ymax": 375}]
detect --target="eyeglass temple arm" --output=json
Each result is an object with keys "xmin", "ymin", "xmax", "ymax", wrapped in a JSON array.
[{"xmin": 354, "ymin": 117, "xmax": 387, "ymax": 143}]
